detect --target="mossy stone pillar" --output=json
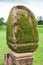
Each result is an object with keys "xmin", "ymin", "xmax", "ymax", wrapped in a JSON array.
[{"xmin": 4, "ymin": 5, "xmax": 38, "ymax": 65}]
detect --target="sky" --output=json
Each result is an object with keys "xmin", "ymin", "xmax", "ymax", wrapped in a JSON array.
[{"xmin": 0, "ymin": 0, "xmax": 43, "ymax": 21}]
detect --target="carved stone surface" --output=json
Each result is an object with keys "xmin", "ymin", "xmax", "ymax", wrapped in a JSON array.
[
  {"xmin": 6, "ymin": 5, "xmax": 38, "ymax": 53},
  {"xmin": 4, "ymin": 54, "xmax": 12, "ymax": 65},
  {"xmin": 4, "ymin": 50, "xmax": 34, "ymax": 65}
]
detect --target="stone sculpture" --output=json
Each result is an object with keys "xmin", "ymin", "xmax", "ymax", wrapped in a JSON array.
[
  {"xmin": 6, "ymin": 5, "xmax": 38, "ymax": 53},
  {"xmin": 4, "ymin": 5, "xmax": 38, "ymax": 65}
]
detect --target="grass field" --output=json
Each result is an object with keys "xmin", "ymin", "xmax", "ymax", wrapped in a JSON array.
[{"xmin": 0, "ymin": 25, "xmax": 43, "ymax": 65}]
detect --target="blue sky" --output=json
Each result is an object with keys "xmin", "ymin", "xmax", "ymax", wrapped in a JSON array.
[{"xmin": 0, "ymin": 0, "xmax": 43, "ymax": 20}]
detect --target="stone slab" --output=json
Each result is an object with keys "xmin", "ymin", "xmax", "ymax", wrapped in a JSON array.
[
  {"xmin": 4, "ymin": 54, "xmax": 12, "ymax": 65},
  {"xmin": 4, "ymin": 51, "xmax": 34, "ymax": 65},
  {"xmin": 9, "ymin": 50, "xmax": 34, "ymax": 58}
]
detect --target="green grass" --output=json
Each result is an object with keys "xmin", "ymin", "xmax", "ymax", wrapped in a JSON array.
[
  {"xmin": 38, "ymin": 25, "xmax": 43, "ymax": 28},
  {"xmin": 33, "ymin": 25, "xmax": 43, "ymax": 65},
  {"xmin": 0, "ymin": 27, "xmax": 9, "ymax": 65},
  {"xmin": 0, "ymin": 25, "xmax": 43, "ymax": 65}
]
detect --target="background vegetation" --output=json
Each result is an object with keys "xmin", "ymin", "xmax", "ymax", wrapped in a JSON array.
[{"xmin": 37, "ymin": 16, "xmax": 43, "ymax": 25}]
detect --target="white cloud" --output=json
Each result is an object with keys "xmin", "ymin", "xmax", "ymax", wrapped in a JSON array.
[
  {"xmin": 0, "ymin": 1, "xmax": 43, "ymax": 21},
  {"xmin": 0, "ymin": 2, "xmax": 15, "ymax": 20},
  {"xmin": 27, "ymin": 2, "xmax": 43, "ymax": 17}
]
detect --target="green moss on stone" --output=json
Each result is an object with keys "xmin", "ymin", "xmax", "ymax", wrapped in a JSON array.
[
  {"xmin": 6, "ymin": 13, "xmax": 13, "ymax": 42},
  {"xmin": 15, "ymin": 13, "xmax": 38, "ymax": 43},
  {"xmin": 16, "ymin": 46, "xmax": 37, "ymax": 53},
  {"xmin": 7, "ymin": 5, "xmax": 38, "ymax": 53}
]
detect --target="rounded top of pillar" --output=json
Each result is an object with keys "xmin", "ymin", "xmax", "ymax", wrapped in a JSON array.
[{"xmin": 7, "ymin": 5, "xmax": 38, "ymax": 53}]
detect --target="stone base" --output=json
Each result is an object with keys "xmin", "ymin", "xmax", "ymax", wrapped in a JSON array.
[{"xmin": 4, "ymin": 50, "xmax": 34, "ymax": 65}]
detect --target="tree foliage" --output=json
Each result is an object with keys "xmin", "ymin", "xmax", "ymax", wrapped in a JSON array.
[
  {"xmin": 38, "ymin": 20, "xmax": 43, "ymax": 25},
  {"xmin": 37, "ymin": 16, "xmax": 43, "ymax": 25},
  {"xmin": 0, "ymin": 17, "xmax": 4, "ymax": 25}
]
